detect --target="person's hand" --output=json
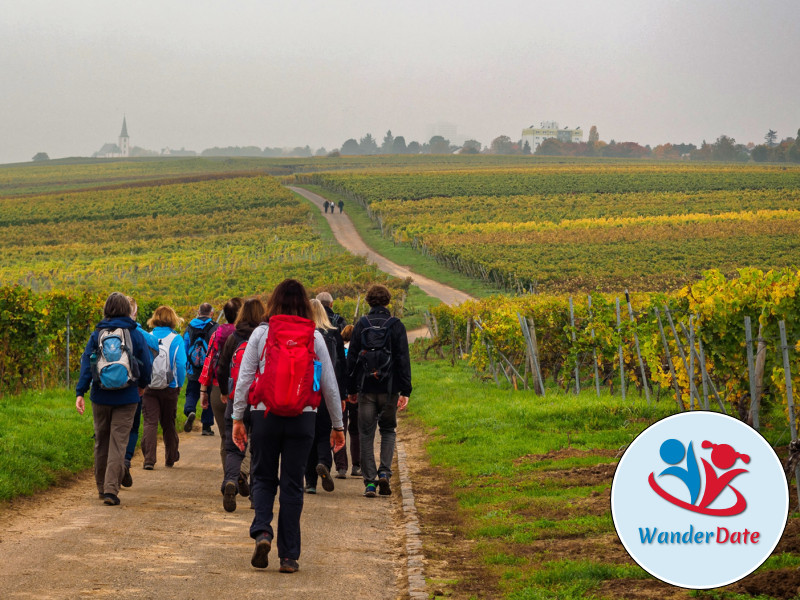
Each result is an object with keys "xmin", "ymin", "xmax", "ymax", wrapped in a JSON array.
[
  {"xmin": 330, "ymin": 429, "xmax": 346, "ymax": 453},
  {"xmin": 139, "ymin": 387, "xmax": 146, "ymax": 397},
  {"xmin": 76, "ymin": 396, "xmax": 85, "ymax": 415},
  {"xmin": 342, "ymin": 401, "xmax": 346, "ymax": 414},
  {"xmin": 232, "ymin": 420, "xmax": 247, "ymax": 451},
  {"xmin": 221, "ymin": 394, "xmax": 228, "ymax": 405},
  {"xmin": 397, "ymin": 395, "xmax": 409, "ymax": 411},
  {"xmin": 200, "ymin": 390, "xmax": 209, "ymax": 409},
  {"xmin": 346, "ymin": 393, "xmax": 358, "ymax": 404}
]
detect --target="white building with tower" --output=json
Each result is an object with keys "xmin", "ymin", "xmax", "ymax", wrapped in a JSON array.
[
  {"xmin": 521, "ymin": 121, "xmax": 582, "ymax": 152},
  {"xmin": 93, "ymin": 117, "xmax": 131, "ymax": 158}
]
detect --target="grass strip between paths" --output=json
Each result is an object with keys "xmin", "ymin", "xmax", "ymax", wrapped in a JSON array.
[{"xmin": 298, "ymin": 184, "xmax": 504, "ymax": 300}]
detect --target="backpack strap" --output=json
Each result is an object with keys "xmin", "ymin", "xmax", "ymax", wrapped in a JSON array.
[{"xmin": 122, "ymin": 328, "xmax": 141, "ymax": 380}]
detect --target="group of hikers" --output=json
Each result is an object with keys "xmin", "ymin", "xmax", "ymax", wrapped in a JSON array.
[
  {"xmin": 323, "ymin": 199, "xmax": 344, "ymax": 214},
  {"xmin": 75, "ymin": 280, "xmax": 412, "ymax": 573}
]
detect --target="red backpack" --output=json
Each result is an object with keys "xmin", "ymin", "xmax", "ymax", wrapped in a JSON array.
[
  {"xmin": 248, "ymin": 315, "xmax": 322, "ymax": 416},
  {"xmin": 228, "ymin": 339, "xmax": 249, "ymax": 401}
]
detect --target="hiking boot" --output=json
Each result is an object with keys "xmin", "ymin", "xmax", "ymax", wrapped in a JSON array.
[
  {"xmin": 223, "ymin": 480, "xmax": 237, "ymax": 513},
  {"xmin": 202, "ymin": 425, "xmax": 214, "ymax": 436},
  {"xmin": 251, "ymin": 532, "xmax": 272, "ymax": 569},
  {"xmin": 279, "ymin": 558, "xmax": 299, "ymax": 573},
  {"xmin": 103, "ymin": 493, "xmax": 120, "ymax": 506},
  {"xmin": 166, "ymin": 451, "xmax": 180, "ymax": 468},
  {"xmin": 351, "ymin": 465, "xmax": 362, "ymax": 477},
  {"xmin": 238, "ymin": 472, "xmax": 250, "ymax": 497},
  {"xmin": 121, "ymin": 466, "xmax": 133, "ymax": 488},
  {"xmin": 364, "ymin": 483, "xmax": 377, "ymax": 497},
  {"xmin": 336, "ymin": 469, "xmax": 347, "ymax": 479},
  {"xmin": 304, "ymin": 486, "xmax": 317, "ymax": 495},
  {"xmin": 143, "ymin": 463, "xmax": 154, "ymax": 470},
  {"xmin": 183, "ymin": 412, "xmax": 196, "ymax": 432},
  {"xmin": 378, "ymin": 473, "xmax": 392, "ymax": 496},
  {"xmin": 316, "ymin": 464, "xmax": 334, "ymax": 492}
]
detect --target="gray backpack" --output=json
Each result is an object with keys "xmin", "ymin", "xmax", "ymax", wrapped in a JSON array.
[{"xmin": 149, "ymin": 332, "xmax": 179, "ymax": 390}]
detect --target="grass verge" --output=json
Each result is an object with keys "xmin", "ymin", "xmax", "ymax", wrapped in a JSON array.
[
  {"xmin": 406, "ymin": 358, "xmax": 797, "ymax": 599},
  {"xmin": 0, "ymin": 389, "xmax": 190, "ymax": 502}
]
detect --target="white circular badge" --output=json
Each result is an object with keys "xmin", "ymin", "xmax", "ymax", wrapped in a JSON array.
[{"xmin": 611, "ymin": 411, "xmax": 789, "ymax": 589}]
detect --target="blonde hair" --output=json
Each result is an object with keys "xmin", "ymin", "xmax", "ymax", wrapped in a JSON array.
[
  {"xmin": 309, "ymin": 299, "xmax": 334, "ymax": 330},
  {"xmin": 147, "ymin": 305, "xmax": 184, "ymax": 330},
  {"xmin": 126, "ymin": 295, "xmax": 138, "ymax": 318}
]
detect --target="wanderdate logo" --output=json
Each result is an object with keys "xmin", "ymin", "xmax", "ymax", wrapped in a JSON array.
[
  {"xmin": 649, "ymin": 438, "xmax": 749, "ymax": 517},
  {"xmin": 611, "ymin": 412, "xmax": 788, "ymax": 589}
]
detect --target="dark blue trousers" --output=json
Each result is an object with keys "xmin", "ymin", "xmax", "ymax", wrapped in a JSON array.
[
  {"xmin": 184, "ymin": 379, "xmax": 214, "ymax": 426},
  {"xmin": 304, "ymin": 400, "xmax": 333, "ymax": 487},
  {"xmin": 124, "ymin": 401, "xmax": 142, "ymax": 465},
  {"xmin": 249, "ymin": 410, "xmax": 315, "ymax": 560}
]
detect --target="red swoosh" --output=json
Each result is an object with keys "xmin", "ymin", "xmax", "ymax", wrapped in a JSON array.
[{"xmin": 648, "ymin": 472, "xmax": 747, "ymax": 516}]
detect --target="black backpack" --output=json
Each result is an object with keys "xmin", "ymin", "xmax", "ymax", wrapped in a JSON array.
[
  {"xmin": 354, "ymin": 315, "xmax": 398, "ymax": 391},
  {"xmin": 319, "ymin": 327, "xmax": 338, "ymax": 368}
]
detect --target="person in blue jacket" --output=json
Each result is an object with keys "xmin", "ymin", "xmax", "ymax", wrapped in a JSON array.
[
  {"xmin": 141, "ymin": 305, "xmax": 187, "ymax": 469},
  {"xmin": 75, "ymin": 292, "xmax": 153, "ymax": 506},
  {"xmin": 183, "ymin": 303, "xmax": 217, "ymax": 435},
  {"xmin": 121, "ymin": 296, "xmax": 159, "ymax": 488}
]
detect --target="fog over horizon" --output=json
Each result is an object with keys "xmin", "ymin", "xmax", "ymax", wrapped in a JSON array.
[{"xmin": 2, "ymin": 0, "xmax": 799, "ymax": 165}]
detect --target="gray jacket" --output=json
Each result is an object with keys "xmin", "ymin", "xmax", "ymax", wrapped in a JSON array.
[{"xmin": 232, "ymin": 323, "xmax": 343, "ymax": 428}]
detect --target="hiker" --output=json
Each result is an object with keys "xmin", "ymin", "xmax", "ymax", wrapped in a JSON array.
[
  {"xmin": 338, "ymin": 200, "xmax": 344, "ymax": 214},
  {"xmin": 346, "ymin": 284, "xmax": 412, "ymax": 497},
  {"xmin": 323, "ymin": 200, "xmax": 329, "ymax": 214},
  {"xmin": 75, "ymin": 292, "xmax": 153, "ymax": 506},
  {"xmin": 334, "ymin": 323, "xmax": 360, "ymax": 477},
  {"xmin": 199, "ymin": 297, "xmax": 243, "ymax": 468},
  {"xmin": 141, "ymin": 306, "xmax": 187, "ymax": 470},
  {"xmin": 183, "ymin": 303, "xmax": 218, "ymax": 435},
  {"xmin": 232, "ymin": 278, "xmax": 345, "ymax": 573},
  {"xmin": 315, "ymin": 291, "xmax": 347, "ymax": 332},
  {"xmin": 304, "ymin": 299, "xmax": 347, "ymax": 492},
  {"xmin": 216, "ymin": 298, "xmax": 265, "ymax": 512},
  {"xmin": 122, "ymin": 296, "xmax": 158, "ymax": 487}
]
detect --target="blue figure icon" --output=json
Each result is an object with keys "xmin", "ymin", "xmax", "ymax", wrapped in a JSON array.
[{"xmin": 658, "ymin": 439, "xmax": 701, "ymax": 505}]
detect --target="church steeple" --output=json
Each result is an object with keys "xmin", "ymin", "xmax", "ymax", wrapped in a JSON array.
[{"xmin": 118, "ymin": 117, "xmax": 130, "ymax": 157}]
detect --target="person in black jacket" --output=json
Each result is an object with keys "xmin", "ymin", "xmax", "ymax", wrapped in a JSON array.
[{"xmin": 346, "ymin": 284, "xmax": 411, "ymax": 498}]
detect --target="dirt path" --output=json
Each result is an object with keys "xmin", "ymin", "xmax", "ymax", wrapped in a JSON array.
[
  {"xmin": 289, "ymin": 186, "xmax": 475, "ymax": 307},
  {"xmin": 0, "ymin": 429, "xmax": 405, "ymax": 599},
  {"xmin": 0, "ymin": 187, "xmax": 471, "ymax": 600}
]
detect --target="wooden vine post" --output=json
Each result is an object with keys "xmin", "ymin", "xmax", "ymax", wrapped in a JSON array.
[
  {"xmin": 569, "ymin": 297, "xmax": 580, "ymax": 394},
  {"xmin": 779, "ymin": 320, "xmax": 800, "ymax": 506},
  {"xmin": 588, "ymin": 295, "xmax": 601, "ymax": 397},
  {"xmin": 625, "ymin": 290, "xmax": 650, "ymax": 404},
  {"xmin": 616, "ymin": 297, "xmax": 626, "ymax": 400}
]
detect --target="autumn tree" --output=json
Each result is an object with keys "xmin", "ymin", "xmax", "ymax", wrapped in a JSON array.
[
  {"xmin": 490, "ymin": 135, "xmax": 515, "ymax": 154},
  {"xmin": 340, "ymin": 138, "xmax": 360, "ymax": 155},
  {"xmin": 428, "ymin": 135, "xmax": 451, "ymax": 154},
  {"xmin": 359, "ymin": 133, "xmax": 378, "ymax": 155},
  {"xmin": 460, "ymin": 139, "xmax": 482, "ymax": 154},
  {"xmin": 392, "ymin": 136, "xmax": 407, "ymax": 154},
  {"xmin": 381, "ymin": 130, "xmax": 394, "ymax": 154}
]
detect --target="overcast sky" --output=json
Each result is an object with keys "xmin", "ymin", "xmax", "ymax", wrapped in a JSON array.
[{"xmin": 1, "ymin": 0, "xmax": 798, "ymax": 164}]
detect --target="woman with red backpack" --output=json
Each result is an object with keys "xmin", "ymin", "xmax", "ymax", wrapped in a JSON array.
[
  {"xmin": 216, "ymin": 297, "xmax": 266, "ymax": 512},
  {"xmin": 232, "ymin": 279, "xmax": 345, "ymax": 573}
]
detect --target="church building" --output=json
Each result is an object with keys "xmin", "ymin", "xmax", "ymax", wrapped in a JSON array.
[{"xmin": 93, "ymin": 117, "xmax": 130, "ymax": 158}]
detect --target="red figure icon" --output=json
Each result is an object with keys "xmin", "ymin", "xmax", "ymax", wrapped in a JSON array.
[{"xmin": 697, "ymin": 441, "xmax": 749, "ymax": 512}]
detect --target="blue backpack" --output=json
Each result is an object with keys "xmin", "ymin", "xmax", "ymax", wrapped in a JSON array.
[
  {"xmin": 187, "ymin": 321, "xmax": 216, "ymax": 374},
  {"xmin": 91, "ymin": 328, "xmax": 140, "ymax": 390}
]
